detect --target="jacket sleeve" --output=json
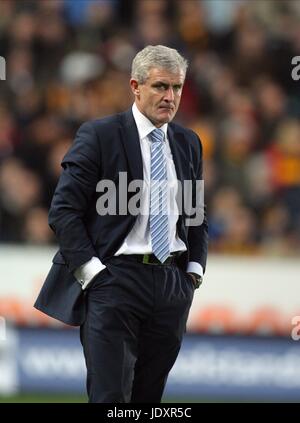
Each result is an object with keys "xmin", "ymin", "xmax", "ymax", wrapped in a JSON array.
[
  {"xmin": 48, "ymin": 121, "xmax": 100, "ymax": 273},
  {"xmin": 186, "ymin": 133, "xmax": 209, "ymax": 273}
]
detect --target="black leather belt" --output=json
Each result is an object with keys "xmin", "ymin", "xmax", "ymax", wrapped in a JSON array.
[{"xmin": 122, "ymin": 253, "xmax": 181, "ymax": 265}]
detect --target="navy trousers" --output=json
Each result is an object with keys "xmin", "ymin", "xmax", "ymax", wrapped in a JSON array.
[{"xmin": 80, "ymin": 255, "xmax": 195, "ymax": 403}]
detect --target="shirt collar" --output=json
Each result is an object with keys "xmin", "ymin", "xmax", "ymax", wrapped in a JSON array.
[{"xmin": 132, "ymin": 103, "xmax": 168, "ymax": 140}]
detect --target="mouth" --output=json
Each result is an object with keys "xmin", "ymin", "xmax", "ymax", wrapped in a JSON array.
[{"xmin": 158, "ymin": 106, "xmax": 174, "ymax": 111}]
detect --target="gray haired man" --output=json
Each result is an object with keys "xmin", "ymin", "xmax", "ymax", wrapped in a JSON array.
[{"xmin": 35, "ymin": 45, "xmax": 208, "ymax": 403}]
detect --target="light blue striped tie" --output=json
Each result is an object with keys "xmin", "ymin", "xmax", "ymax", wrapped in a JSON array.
[{"xmin": 149, "ymin": 128, "xmax": 170, "ymax": 263}]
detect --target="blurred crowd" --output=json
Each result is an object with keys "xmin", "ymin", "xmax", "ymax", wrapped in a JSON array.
[{"xmin": 0, "ymin": 0, "xmax": 300, "ymax": 256}]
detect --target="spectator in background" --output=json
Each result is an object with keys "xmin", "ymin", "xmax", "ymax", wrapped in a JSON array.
[{"xmin": 0, "ymin": 158, "xmax": 42, "ymax": 242}]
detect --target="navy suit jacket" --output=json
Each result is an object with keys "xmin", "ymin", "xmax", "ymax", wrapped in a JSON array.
[{"xmin": 34, "ymin": 109, "xmax": 208, "ymax": 325}]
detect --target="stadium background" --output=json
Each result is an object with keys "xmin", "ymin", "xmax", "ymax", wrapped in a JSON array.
[{"xmin": 0, "ymin": 0, "xmax": 300, "ymax": 403}]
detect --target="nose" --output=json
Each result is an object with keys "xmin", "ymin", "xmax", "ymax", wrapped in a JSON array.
[{"xmin": 164, "ymin": 87, "xmax": 175, "ymax": 102}]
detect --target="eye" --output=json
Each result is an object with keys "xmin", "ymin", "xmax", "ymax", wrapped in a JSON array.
[
  {"xmin": 173, "ymin": 85, "xmax": 182, "ymax": 92},
  {"xmin": 152, "ymin": 83, "xmax": 168, "ymax": 91}
]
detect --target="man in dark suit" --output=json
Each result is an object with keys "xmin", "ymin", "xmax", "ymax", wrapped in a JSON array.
[{"xmin": 35, "ymin": 45, "xmax": 208, "ymax": 403}]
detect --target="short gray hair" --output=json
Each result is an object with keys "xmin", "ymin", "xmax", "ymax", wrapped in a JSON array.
[{"xmin": 131, "ymin": 45, "xmax": 188, "ymax": 84}]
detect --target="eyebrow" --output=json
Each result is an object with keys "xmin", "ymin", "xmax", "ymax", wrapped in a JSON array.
[{"xmin": 151, "ymin": 81, "xmax": 183, "ymax": 89}]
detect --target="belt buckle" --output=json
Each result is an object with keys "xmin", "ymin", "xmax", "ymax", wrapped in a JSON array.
[{"xmin": 142, "ymin": 254, "xmax": 150, "ymax": 264}]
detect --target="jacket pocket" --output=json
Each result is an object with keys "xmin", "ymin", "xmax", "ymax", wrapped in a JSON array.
[{"xmin": 52, "ymin": 251, "xmax": 66, "ymax": 264}]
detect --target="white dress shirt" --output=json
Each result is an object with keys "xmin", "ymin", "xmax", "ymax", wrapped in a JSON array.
[{"xmin": 74, "ymin": 103, "xmax": 203, "ymax": 289}]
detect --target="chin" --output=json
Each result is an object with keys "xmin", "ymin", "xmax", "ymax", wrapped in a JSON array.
[
  {"xmin": 159, "ymin": 112, "xmax": 174, "ymax": 122},
  {"xmin": 157, "ymin": 117, "xmax": 170, "ymax": 125}
]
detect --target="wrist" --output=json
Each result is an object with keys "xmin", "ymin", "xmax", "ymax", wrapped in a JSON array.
[{"xmin": 188, "ymin": 272, "xmax": 203, "ymax": 289}]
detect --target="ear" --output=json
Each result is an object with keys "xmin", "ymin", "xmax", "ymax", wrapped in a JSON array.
[{"xmin": 130, "ymin": 78, "xmax": 140, "ymax": 96}]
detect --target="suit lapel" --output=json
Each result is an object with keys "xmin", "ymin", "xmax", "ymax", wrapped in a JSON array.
[
  {"xmin": 119, "ymin": 109, "xmax": 144, "ymax": 181},
  {"xmin": 167, "ymin": 125, "xmax": 188, "ymax": 239},
  {"xmin": 167, "ymin": 125, "xmax": 186, "ymax": 186}
]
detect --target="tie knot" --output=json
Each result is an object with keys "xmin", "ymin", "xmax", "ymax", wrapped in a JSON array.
[{"xmin": 150, "ymin": 128, "xmax": 164, "ymax": 143}]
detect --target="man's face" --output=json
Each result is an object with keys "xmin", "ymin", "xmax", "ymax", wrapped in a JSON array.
[{"xmin": 130, "ymin": 67, "xmax": 185, "ymax": 127}]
